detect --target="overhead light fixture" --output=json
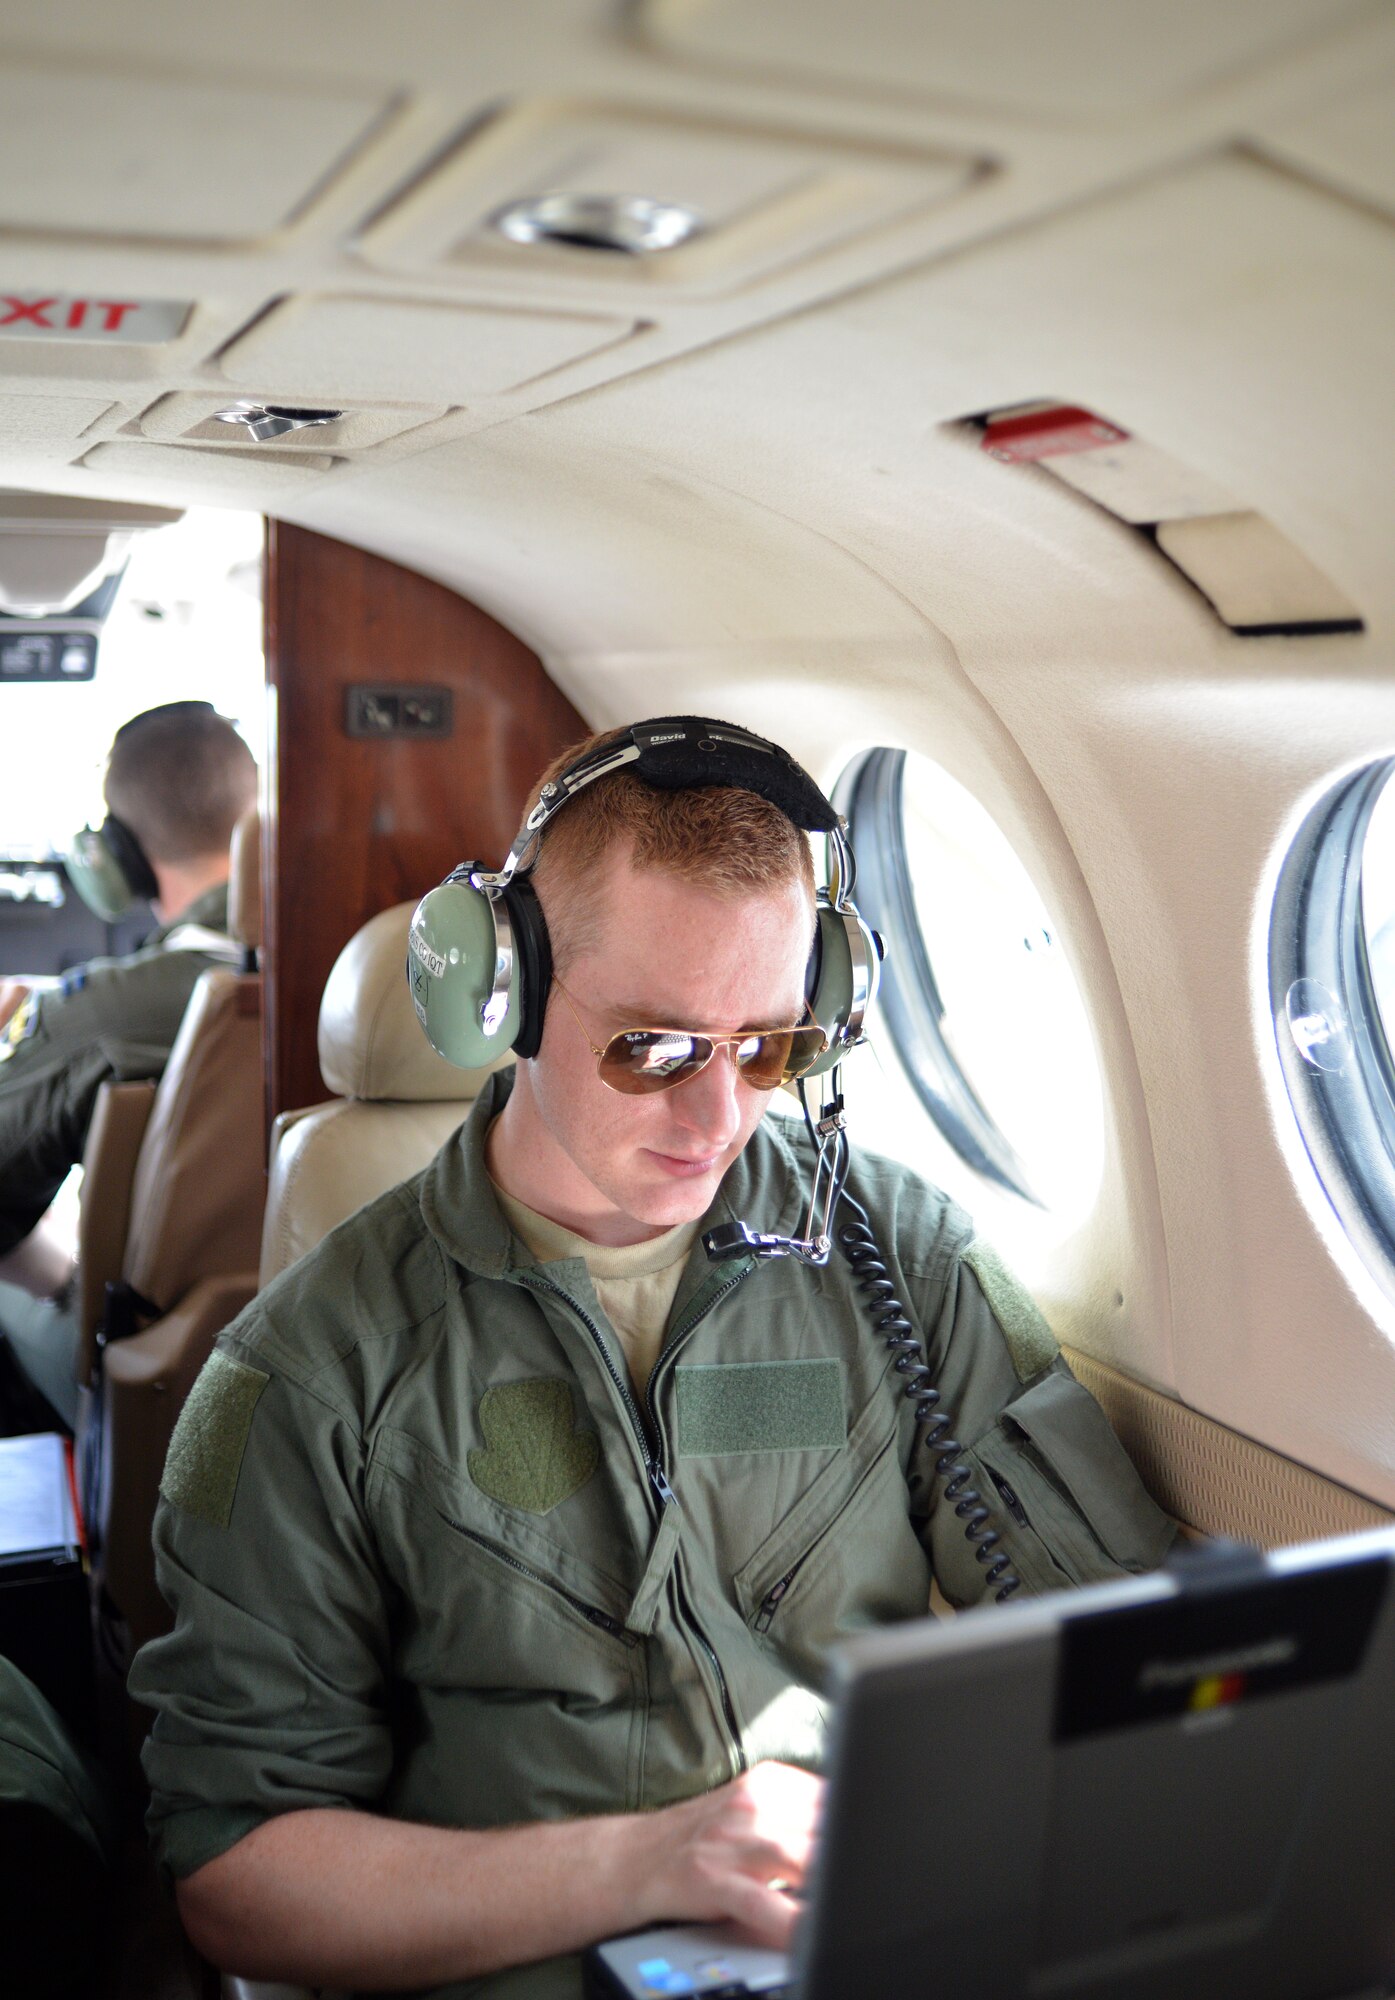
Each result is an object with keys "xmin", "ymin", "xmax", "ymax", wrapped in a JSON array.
[
  {"xmin": 490, "ymin": 193, "xmax": 703, "ymax": 255},
  {"xmin": 212, "ymin": 402, "xmax": 343, "ymax": 442}
]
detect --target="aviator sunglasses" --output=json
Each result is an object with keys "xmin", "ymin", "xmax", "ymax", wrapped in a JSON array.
[{"xmin": 553, "ymin": 976, "xmax": 828, "ymax": 1097}]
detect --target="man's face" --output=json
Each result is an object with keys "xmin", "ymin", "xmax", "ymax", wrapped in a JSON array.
[{"xmin": 514, "ymin": 847, "xmax": 813, "ymax": 1244}]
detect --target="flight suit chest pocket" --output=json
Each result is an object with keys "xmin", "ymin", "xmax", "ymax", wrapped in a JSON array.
[
  {"xmin": 729, "ymin": 1383, "xmax": 928, "ymax": 1671},
  {"xmin": 368, "ymin": 1427, "xmax": 640, "ymax": 1688}
]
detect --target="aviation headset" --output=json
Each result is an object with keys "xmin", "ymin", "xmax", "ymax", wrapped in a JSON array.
[
  {"xmin": 65, "ymin": 701, "xmax": 217, "ymax": 922},
  {"xmin": 407, "ymin": 715, "xmax": 881, "ymax": 1076}
]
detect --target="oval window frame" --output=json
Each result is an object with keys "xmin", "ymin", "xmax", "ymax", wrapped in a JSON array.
[
  {"xmin": 1270, "ymin": 759, "xmax": 1395, "ymax": 1288},
  {"xmin": 838, "ymin": 745, "xmax": 1041, "ymax": 1204}
]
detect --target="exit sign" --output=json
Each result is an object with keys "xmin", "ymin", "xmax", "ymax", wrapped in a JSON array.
[{"xmin": 0, "ymin": 292, "xmax": 190, "ymax": 344}]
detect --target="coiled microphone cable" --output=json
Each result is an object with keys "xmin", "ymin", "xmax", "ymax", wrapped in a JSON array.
[{"xmin": 798, "ymin": 1080, "xmax": 1021, "ymax": 1603}]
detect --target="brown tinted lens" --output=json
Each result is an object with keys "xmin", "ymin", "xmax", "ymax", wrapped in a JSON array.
[
  {"xmin": 733, "ymin": 1025, "xmax": 828, "ymax": 1090},
  {"xmin": 782, "ymin": 1024, "xmax": 829, "ymax": 1079},
  {"xmin": 598, "ymin": 1029, "xmax": 712, "ymax": 1095}
]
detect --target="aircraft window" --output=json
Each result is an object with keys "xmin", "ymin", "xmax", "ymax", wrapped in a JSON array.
[
  {"xmin": 1271, "ymin": 761, "xmax": 1395, "ymax": 1291},
  {"xmin": 838, "ymin": 747, "xmax": 1105, "ymax": 1217}
]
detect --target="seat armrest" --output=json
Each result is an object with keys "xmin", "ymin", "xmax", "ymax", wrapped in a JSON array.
[
  {"xmin": 76, "ymin": 1080, "xmax": 158, "ymax": 1376},
  {"xmin": 100, "ymin": 1272, "xmax": 257, "ymax": 1651}
]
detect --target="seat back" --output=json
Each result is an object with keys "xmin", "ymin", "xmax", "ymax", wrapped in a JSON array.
[
  {"xmin": 88, "ymin": 808, "xmax": 266, "ymax": 1650},
  {"xmin": 120, "ymin": 965, "xmax": 263, "ymax": 1310},
  {"xmin": 260, "ymin": 899, "xmax": 509, "ymax": 1284}
]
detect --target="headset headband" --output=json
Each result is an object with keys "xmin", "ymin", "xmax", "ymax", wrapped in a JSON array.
[{"xmin": 494, "ymin": 717, "xmax": 853, "ymax": 901}]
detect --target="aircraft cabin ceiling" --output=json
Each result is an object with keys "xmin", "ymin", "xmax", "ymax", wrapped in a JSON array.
[{"xmin": 5, "ymin": 1, "xmax": 1395, "ymax": 1504}]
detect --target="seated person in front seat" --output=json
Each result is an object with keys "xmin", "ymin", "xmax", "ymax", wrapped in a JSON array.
[
  {"xmin": 132, "ymin": 717, "xmax": 1174, "ymax": 2000},
  {"xmin": 0, "ymin": 701, "xmax": 257, "ymax": 1430}
]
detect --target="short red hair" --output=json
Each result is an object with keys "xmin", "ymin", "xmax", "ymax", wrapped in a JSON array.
[{"xmin": 525, "ymin": 725, "xmax": 816, "ymax": 968}]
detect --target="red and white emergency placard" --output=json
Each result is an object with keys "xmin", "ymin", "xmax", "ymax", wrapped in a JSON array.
[{"xmin": 0, "ymin": 292, "xmax": 191, "ymax": 343}]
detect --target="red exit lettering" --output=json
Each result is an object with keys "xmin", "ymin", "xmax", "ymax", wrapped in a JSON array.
[
  {"xmin": 0, "ymin": 297, "xmax": 58, "ymax": 327},
  {"xmin": 1, "ymin": 295, "xmax": 140, "ymax": 332}
]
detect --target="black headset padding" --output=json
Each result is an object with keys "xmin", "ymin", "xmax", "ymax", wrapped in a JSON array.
[
  {"xmin": 503, "ymin": 872, "xmax": 553, "ymax": 1060},
  {"xmin": 629, "ymin": 718, "xmax": 840, "ymax": 834},
  {"xmin": 102, "ymin": 813, "xmax": 159, "ymax": 902}
]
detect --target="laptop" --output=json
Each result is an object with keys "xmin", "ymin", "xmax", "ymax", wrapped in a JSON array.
[{"xmin": 586, "ymin": 1528, "xmax": 1395, "ymax": 2000}]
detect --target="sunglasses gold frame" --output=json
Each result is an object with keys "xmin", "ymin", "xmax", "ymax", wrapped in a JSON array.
[{"xmin": 552, "ymin": 976, "xmax": 828, "ymax": 1096}]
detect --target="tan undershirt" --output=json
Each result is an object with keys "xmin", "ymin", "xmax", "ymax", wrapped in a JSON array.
[{"xmin": 490, "ymin": 1179, "xmax": 699, "ymax": 1397}]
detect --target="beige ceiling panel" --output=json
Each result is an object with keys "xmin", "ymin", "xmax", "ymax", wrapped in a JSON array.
[
  {"xmin": 1258, "ymin": 61, "xmax": 1395, "ymax": 220},
  {"xmin": 0, "ymin": 61, "xmax": 390, "ymax": 241},
  {"xmin": 640, "ymin": 0, "xmax": 1359, "ymax": 115},
  {"xmin": 217, "ymin": 294, "xmax": 637, "ymax": 401},
  {"xmin": 358, "ymin": 100, "xmax": 976, "ymax": 289},
  {"xmin": 0, "ymin": 395, "xmax": 114, "ymax": 443},
  {"xmin": 137, "ymin": 393, "xmax": 447, "ymax": 450},
  {"xmin": 81, "ymin": 441, "xmax": 339, "ymax": 489}
]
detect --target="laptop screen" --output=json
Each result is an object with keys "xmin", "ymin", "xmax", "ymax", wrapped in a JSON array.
[{"xmin": 796, "ymin": 1529, "xmax": 1395, "ymax": 2000}]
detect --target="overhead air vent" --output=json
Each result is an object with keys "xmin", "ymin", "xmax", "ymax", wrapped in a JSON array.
[
  {"xmin": 490, "ymin": 192, "xmax": 704, "ymax": 255},
  {"xmin": 212, "ymin": 402, "xmax": 344, "ymax": 442}
]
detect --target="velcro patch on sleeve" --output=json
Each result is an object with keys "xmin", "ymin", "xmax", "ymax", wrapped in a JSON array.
[
  {"xmin": 468, "ymin": 1379, "xmax": 599, "ymax": 1514},
  {"xmin": 675, "ymin": 1359, "xmax": 845, "ymax": 1456},
  {"xmin": 0, "ymin": 991, "xmax": 41, "ymax": 1062},
  {"xmin": 160, "ymin": 1350, "xmax": 269, "ymax": 1528},
  {"xmin": 963, "ymin": 1240, "xmax": 1059, "ymax": 1382}
]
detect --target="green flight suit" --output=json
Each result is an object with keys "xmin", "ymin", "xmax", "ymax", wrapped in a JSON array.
[
  {"xmin": 0, "ymin": 884, "xmax": 234, "ymax": 1256},
  {"xmin": 133, "ymin": 1070, "xmax": 1175, "ymax": 2000},
  {"xmin": 0, "ymin": 884, "xmax": 236, "ymax": 1426}
]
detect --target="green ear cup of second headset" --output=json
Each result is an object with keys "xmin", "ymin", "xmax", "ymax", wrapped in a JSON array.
[
  {"xmin": 66, "ymin": 816, "xmax": 160, "ymax": 922},
  {"xmin": 407, "ymin": 716, "xmax": 881, "ymax": 1073}
]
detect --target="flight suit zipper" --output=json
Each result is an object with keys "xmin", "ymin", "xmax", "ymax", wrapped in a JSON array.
[
  {"xmin": 988, "ymin": 1467, "xmax": 1032, "ymax": 1528},
  {"xmin": 444, "ymin": 1519, "xmax": 637, "ymax": 1644},
  {"xmin": 646, "ymin": 1267, "xmax": 754, "ymax": 1771},
  {"xmin": 755, "ymin": 1562, "xmax": 804, "ymax": 1633},
  {"xmin": 519, "ymin": 1262, "xmax": 754, "ymax": 1773}
]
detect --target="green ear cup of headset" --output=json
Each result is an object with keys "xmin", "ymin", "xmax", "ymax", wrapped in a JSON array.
[
  {"xmin": 804, "ymin": 902, "xmax": 882, "ymax": 1075},
  {"xmin": 408, "ymin": 879, "xmax": 522, "ymax": 1069},
  {"xmin": 66, "ymin": 827, "xmax": 138, "ymax": 923}
]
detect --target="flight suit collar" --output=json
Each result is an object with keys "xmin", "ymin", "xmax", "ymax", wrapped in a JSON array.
[
  {"xmin": 421, "ymin": 1067, "xmax": 813, "ymax": 1294},
  {"xmin": 148, "ymin": 882, "xmax": 230, "ymax": 947}
]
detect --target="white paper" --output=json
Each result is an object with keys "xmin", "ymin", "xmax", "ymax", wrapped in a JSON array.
[{"xmin": 0, "ymin": 1431, "xmax": 77, "ymax": 1556}]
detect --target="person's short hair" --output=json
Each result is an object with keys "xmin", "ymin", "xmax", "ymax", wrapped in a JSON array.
[
  {"xmin": 103, "ymin": 702, "xmax": 257, "ymax": 865},
  {"xmin": 527, "ymin": 724, "xmax": 817, "ymax": 970}
]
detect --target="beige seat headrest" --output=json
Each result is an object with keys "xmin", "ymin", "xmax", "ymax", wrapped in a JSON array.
[
  {"xmin": 228, "ymin": 806, "xmax": 261, "ymax": 951},
  {"xmin": 319, "ymin": 900, "xmax": 512, "ymax": 1103}
]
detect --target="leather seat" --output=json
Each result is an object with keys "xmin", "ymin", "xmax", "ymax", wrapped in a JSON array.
[
  {"xmin": 78, "ymin": 807, "xmax": 266, "ymax": 1656},
  {"xmin": 260, "ymin": 898, "xmax": 509, "ymax": 1285}
]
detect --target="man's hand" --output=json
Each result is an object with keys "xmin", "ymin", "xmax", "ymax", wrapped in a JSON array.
[
  {"xmin": 0, "ymin": 980, "xmax": 30, "ymax": 1031},
  {"xmin": 637, "ymin": 1761, "xmax": 823, "ymax": 1950}
]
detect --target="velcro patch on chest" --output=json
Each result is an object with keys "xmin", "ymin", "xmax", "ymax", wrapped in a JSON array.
[
  {"xmin": 161, "ymin": 1349, "xmax": 269, "ymax": 1528},
  {"xmin": 674, "ymin": 1358, "xmax": 846, "ymax": 1457},
  {"xmin": 963, "ymin": 1239, "xmax": 1059, "ymax": 1382},
  {"xmin": 468, "ymin": 1379, "xmax": 600, "ymax": 1514}
]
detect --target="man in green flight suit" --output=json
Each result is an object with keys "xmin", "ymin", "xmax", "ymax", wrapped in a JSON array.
[
  {"xmin": 133, "ymin": 718, "xmax": 1174, "ymax": 2000},
  {"xmin": 0, "ymin": 701, "xmax": 257, "ymax": 1429}
]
